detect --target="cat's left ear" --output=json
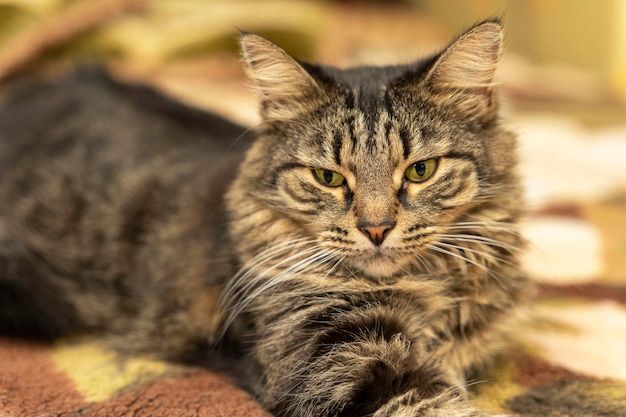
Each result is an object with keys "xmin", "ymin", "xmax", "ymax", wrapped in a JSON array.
[
  {"xmin": 239, "ymin": 32, "xmax": 323, "ymax": 119},
  {"xmin": 423, "ymin": 19, "xmax": 503, "ymax": 123}
]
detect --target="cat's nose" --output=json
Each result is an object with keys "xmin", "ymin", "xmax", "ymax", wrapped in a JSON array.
[{"xmin": 358, "ymin": 221, "xmax": 395, "ymax": 246}]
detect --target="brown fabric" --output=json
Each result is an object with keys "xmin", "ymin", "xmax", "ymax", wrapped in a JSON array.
[
  {"xmin": 538, "ymin": 282, "xmax": 626, "ymax": 304},
  {"xmin": 509, "ymin": 352, "xmax": 593, "ymax": 387},
  {"xmin": 506, "ymin": 380, "xmax": 626, "ymax": 417},
  {"xmin": 0, "ymin": 339, "xmax": 87, "ymax": 416},
  {"xmin": 0, "ymin": 338, "xmax": 269, "ymax": 417},
  {"xmin": 82, "ymin": 373, "xmax": 268, "ymax": 417}
]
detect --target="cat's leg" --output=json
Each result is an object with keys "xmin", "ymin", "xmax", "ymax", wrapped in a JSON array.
[
  {"xmin": 238, "ymin": 286, "xmax": 487, "ymax": 417},
  {"xmin": 373, "ymin": 390, "xmax": 486, "ymax": 417}
]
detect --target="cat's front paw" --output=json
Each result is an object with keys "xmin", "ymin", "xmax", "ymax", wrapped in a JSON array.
[{"xmin": 371, "ymin": 389, "xmax": 490, "ymax": 417}]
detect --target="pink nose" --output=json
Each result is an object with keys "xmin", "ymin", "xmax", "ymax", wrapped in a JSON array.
[{"xmin": 358, "ymin": 222, "xmax": 395, "ymax": 246}]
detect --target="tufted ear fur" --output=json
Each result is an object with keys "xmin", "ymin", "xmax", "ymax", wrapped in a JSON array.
[
  {"xmin": 239, "ymin": 33, "xmax": 322, "ymax": 120},
  {"xmin": 424, "ymin": 19, "xmax": 503, "ymax": 123}
]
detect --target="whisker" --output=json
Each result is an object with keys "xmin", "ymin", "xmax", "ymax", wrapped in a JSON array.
[
  {"xmin": 427, "ymin": 244, "xmax": 489, "ymax": 274},
  {"xmin": 219, "ymin": 238, "xmax": 316, "ymax": 308},
  {"xmin": 427, "ymin": 243, "xmax": 509, "ymax": 291},
  {"xmin": 436, "ymin": 241, "xmax": 517, "ymax": 268},
  {"xmin": 220, "ymin": 244, "xmax": 341, "ymax": 337},
  {"xmin": 434, "ymin": 232, "xmax": 521, "ymax": 253},
  {"xmin": 407, "ymin": 248, "xmax": 436, "ymax": 276},
  {"xmin": 224, "ymin": 246, "xmax": 320, "ymax": 310},
  {"xmin": 442, "ymin": 220, "xmax": 518, "ymax": 231}
]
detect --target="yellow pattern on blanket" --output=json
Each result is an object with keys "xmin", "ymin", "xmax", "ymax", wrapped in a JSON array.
[{"xmin": 52, "ymin": 340, "xmax": 181, "ymax": 402}]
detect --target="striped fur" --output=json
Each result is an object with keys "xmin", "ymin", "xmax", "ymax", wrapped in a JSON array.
[
  {"xmin": 0, "ymin": 19, "xmax": 529, "ymax": 417},
  {"xmin": 224, "ymin": 19, "xmax": 529, "ymax": 416}
]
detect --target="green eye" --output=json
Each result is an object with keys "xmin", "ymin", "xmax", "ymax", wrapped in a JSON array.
[
  {"xmin": 404, "ymin": 159, "xmax": 438, "ymax": 183},
  {"xmin": 313, "ymin": 169, "xmax": 345, "ymax": 187}
]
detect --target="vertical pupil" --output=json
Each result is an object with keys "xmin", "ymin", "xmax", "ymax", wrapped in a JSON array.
[
  {"xmin": 415, "ymin": 162, "xmax": 426, "ymax": 176},
  {"xmin": 323, "ymin": 170, "xmax": 334, "ymax": 183}
]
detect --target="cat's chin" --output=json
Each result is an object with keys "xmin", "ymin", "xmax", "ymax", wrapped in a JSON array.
[{"xmin": 349, "ymin": 252, "xmax": 411, "ymax": 280}]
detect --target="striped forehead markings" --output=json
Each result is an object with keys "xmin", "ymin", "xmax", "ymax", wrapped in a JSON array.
[
  {"xmin": 334, "ymin": 87, "xmax": 415, "ymax": 168},
  {"xmin": 332, "ymin": 130, "xmax": 343, "ymax": 165},
  {"xmin": 399, "ymin": 127, "xmax": 412, "ymax": 160},
  {"xmin": 347, "ymin": 87, "xmax": 389, "ymax": 155},
  {"xmin": 383, "ymin": 89, "xmax": 395, "ymax": 119}
]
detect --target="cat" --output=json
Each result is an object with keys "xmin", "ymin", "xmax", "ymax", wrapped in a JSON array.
[{"xmin": 0, "ymin": 18, "xmax": 530, "ymax": 416}]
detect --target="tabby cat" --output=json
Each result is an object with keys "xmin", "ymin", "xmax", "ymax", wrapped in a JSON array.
[{"xmin": 0, "ymin": 19, "xmax": 529, "ymax": 416}]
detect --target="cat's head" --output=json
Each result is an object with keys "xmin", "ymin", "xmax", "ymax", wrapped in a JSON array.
[{"xmin": 230, "ymin": 19, "xmax": 522, "ymax": 280}]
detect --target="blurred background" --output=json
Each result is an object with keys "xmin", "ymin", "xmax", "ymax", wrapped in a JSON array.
[{"xmin": 0, "ymin": 0, "xmax": 624, "ymax": 285}]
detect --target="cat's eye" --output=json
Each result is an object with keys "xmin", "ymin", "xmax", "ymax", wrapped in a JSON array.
[
  {"xmin": 313, "ymin": 169, "xmax": 345, "ymax": 187},
  {"xmin": 404, "ymin": 159, "xmax": 438, "ymax": 183}
]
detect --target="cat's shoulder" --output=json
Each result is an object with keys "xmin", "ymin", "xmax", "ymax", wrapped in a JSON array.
[
  {"xmin": 0, "ymin": 67, "xmax": 124, "ymax": 109},
  {"xmin": 1, "ymin": 68, "xmax": 218, "ymax": 122},
  {"xmin": 0, "ymin": 67, "xmax": 253, "ymax": 149}
]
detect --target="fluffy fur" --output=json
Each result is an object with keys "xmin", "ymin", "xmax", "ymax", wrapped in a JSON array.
[{"xmin": 0, "ymin": 19, "xmax": 530, "ymax": 416}]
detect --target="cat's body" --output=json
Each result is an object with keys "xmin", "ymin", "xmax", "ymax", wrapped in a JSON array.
[
  {"xmin": 0, "ymin": 20, "xmax": 530, "ymax": 416},
  {"xmin": 0, "ymin": 70, "xmax": 254, "ymax": 354}
]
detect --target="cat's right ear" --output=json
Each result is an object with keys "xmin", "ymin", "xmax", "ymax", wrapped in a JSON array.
[{"xmin": 239, "ymin": 33, "xmax": 322, "ymax": 119}]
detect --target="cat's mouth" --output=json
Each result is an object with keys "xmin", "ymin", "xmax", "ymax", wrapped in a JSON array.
[{"xmin": 348, "ymin": 249, "xmax": 412, "ymax": 280}]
